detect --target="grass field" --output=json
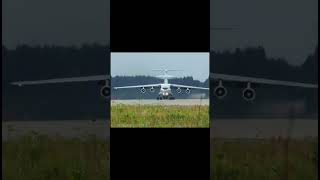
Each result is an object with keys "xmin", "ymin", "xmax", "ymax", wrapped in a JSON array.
[
  {"xmin": 3, "ymin": 133, "xmax": 109, "ymax": 180},
  {"xmin": 211, "ymin": 138, "xmax": 318, "ymax": 180},
  {"xmin": 3, "ymin": 133, "xmax": 317, "ymax": 179},
  {"xmin": 111, "ymin": 104, "xmax": 209, "ymax": 127}
]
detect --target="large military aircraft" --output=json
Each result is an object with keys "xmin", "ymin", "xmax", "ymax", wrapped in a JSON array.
[
  {"xmin": 113, "ymin": 69, "xmax": 209, "ymax": 100},
  {"xmin": 11, "ymin": 70, "xmax": 317, "ymax": 101},
  {"xmin": 10, "ymin": 27, "xmax": 318, "ymax": 100}
]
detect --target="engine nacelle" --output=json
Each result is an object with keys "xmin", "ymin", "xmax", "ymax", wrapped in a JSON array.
[
  {"xmin": 242, "ymin": 82, "xmax": 256, "ymax": 101},
  {"xmin": 176, "ymin": 88, "xmax": 182, "ymax": 94},
  {"xmin": 214, "ymin": 86, "xmax": 227, "ymax": 99},
  {"xmin": 185, "ymin": 88, "xmax": 190, "ymax": 94},
  {"xmin": 214, "ymin": 81, "xmax": 227, "ymax": 99},
  {"xmin": 242, "ymin": 87, "xmax": 256, "ymax": 101},
  {"xmin": 141, "ymin": 87, "xmax": 146, "ymax": 93},
  {"xmin": 100, "ymin": 85, "xmax": 110, "ymax": 98},
  {"xmin": 150, "ymin": 87, "xmax": 155, "ymax": 93}
]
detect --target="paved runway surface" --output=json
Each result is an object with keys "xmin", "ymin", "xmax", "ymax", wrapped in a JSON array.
[
  {"xmin": 211, "ymin": 119, "xmax": 318, "ymax": 139},
  {"xmin": 3, "ymin": 119, "xmax": 317, "ymax": 140},
  {"xmin": 111, "ymin": 99, "xmax": 209, "ymax": 106},
  {"xmin": 2, "ymin": 120, "xmax": 109, "ymax": 141}
]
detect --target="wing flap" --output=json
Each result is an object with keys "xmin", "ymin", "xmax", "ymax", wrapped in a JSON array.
[{"xmin": 211, "ymin": 73, "xmax": 318, "ymax": 88}]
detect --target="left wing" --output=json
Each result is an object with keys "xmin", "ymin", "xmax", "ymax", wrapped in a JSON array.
[
  {"xmin": 113, "ymin": 84, "xmax": 162, "ymax": 89},
  {"xmin": 170, "ymin": 84, "xmax": 209, "ymax": 90},
  {"xmin": 211, "ymin": 73, "xmax": 318, "ymax": 88},
  {"xmin": 11, "ymin": 75, "xmax": 110, "ymax": 86}
]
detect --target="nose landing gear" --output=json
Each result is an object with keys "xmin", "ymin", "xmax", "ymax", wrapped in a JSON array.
[
  {"xmin": 157, "ymin": 95, "xmax": 163, "ymax": 100},
  {"xmin": 157, "ymin": 94, "xmax": 175, "ymax": 100},
  {"xmin": 168, "ymin": 94, "xmax": 175, "ymax": 100}
]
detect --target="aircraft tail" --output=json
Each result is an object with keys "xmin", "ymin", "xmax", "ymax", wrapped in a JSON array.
[
  {"xmin": 156, "ymin": 74, "xmax": 175, "ymax": 79},
  {"xmin": 152, "ymin": 69, "xmax": 182, "ymax": 79},
  {"xmin": 152, "ymin": 69, "xmax": 183, "ymax": 73}
]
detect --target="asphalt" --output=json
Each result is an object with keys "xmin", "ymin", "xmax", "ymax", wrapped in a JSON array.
[
  {"xmin": 2, "ymin": 120, "xmax": 109, "ymax": 141},
  {"xmin": 111, "ymin": 99, "xmax": 209, "ymax": 106}
]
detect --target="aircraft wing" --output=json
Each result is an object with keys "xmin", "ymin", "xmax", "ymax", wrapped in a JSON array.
[
  {"xmin": 113, "ymin": 84, "xmax": 162, "ymax": 89},
  {"xmin": 11, "ymin": 75, "xmax": 110, "ymax": 86},
  {"xmin": 170, "ymin": 84, "xmax": 209, "ymax": 90},
  {"xmin": 211, "ymin": 73, "xmax": 318, "ymax": 88}
]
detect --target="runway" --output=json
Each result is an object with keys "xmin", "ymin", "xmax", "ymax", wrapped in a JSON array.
[
  {"xmin": 111, "ymin": 99, "xmax": 209, "ymax": 106},
  {"xmin": 2, "ymin": 119, "xmax": 317, "ymax": 140},
  {"xmin": 2, "ymin": 120, "xmax": 109, "ymax": 141}
]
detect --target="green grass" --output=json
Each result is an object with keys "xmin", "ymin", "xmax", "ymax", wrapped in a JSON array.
[
  {"xmin": 3, "ymin": 132, "xmax": 317, "ymax": 179},
  {"xmin": 211, "ymin": 138, "xmax": 318, "ymax": 180},
  {"xmin": 3, "ymin": 134, "xmax": 109, "ymax": 180},
  {"xmin": 111, "ymin": 104, "xmax": 209, "ymax": 127}
]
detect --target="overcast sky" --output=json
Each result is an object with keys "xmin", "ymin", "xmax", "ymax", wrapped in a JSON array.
[
  {"xmin": 111, "ymin": 53, "xmax": 209, "ymax": 82},
  {"xmin": 2, "ymin": 0, "xmax": 317, "ymax": 65},
  {"xmin": 211, "ymin": 0, "xmax": 318, "ymax": 65},
  {"xmin": 2, "ymin": 0, "xmax": 110, "ymax": 48}
]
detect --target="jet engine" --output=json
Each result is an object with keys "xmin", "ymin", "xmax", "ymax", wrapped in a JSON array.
[
  {"xmin": 150, "ymin": 87, "xmax": 155, "ymax": 93},
  {"xmin": 185, "ymin": 88, "xmax": 190, "ymax": 94},
  {"xmin": 176, "ymin": 88, "xmax": 182, "ymax": 93},
  {"xmin": 141, "ymin": 87, "xmax": 146, "ymax": 93},
  {"xmin": 100, "ymin": 85, "xmax": 110, "ymax": 98},
  {"xmin": 242, "ymin": 82, "xmax": 256, "ymax": 101},
  {"xmin": 214, "ymin": 80, "xmax": 227, "ymax": 99}
]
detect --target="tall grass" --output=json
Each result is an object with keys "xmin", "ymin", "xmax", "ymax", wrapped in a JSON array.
[
  {"xmin": 111, "ymin": 104, "xmax": 209, "ymax": 127},
  {"xmin": 3, "ymin": 133, "xmax": 110, "ymax": 180},
  {"xmin": 210, "ymin": 138, "xmax": 318, "ymax": 180}
]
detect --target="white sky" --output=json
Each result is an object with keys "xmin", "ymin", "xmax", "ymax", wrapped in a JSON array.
[{"xmin": 111, "ymin": 53, "xmax": 209, "ymax": 82}]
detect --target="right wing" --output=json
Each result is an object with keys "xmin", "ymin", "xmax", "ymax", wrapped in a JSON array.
[
  {"xmin": 170, "ymin": 84, "xmax": 209, "ymax": 90},
  {"xmin": 114, "ymin": 84, "xmax": 162, "ymax": 89},
  {"xmin": 11, "ymin": 75, "xmax": 110, "ymax": 86},
  {"xmin": 211, "ymin": 73, "xmax": 318, "ymax": 88}
]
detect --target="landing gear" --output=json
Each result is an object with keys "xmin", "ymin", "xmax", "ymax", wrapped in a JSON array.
[
  {"xmin": 168, "ymin": 95, "xmax": 175, "ymax": 100},
  {"xmin": 157, "ymin": 95, "xmax": 175, "ymax": 100}
]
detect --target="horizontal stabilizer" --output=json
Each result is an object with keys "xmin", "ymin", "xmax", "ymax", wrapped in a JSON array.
[{"xmin": 152, "ymin": 69, "xmax": 183, "ymax": 72}]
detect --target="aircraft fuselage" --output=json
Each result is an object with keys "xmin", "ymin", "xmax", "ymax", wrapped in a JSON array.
[{"xmin": 158, "ymin": 84, "xmax": 173, "ymax": 99}]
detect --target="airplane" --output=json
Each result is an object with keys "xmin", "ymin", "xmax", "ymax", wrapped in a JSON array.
[
  {"xmin": 113, "ymin": 69, "xmax": 209, "ymax": 100},
  {"xmin": 10, "ymin": 70, "xmax": 317, "ymax": 101},
  {"xmin": 10, "ymin": 27, "xmax": 318, "ymax": 100}
]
